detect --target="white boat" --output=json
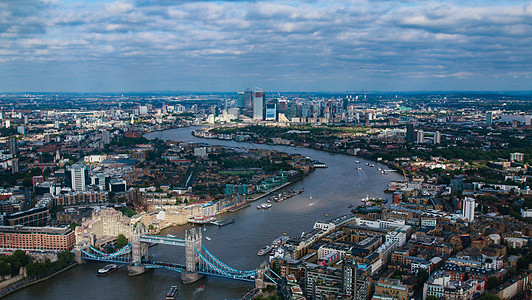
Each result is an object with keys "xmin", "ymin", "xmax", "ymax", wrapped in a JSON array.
[
  {"xmin": 205, "ymin": 236, "xmax": 211, "ymax": 241},
  {"xmin": 166, "ymin": 234, "xmax": 176, "ymax": 238},
  {"xmin": 257, "ymin": 203, "xmax": 272, "ymax": 209},
  {"xmin": 257, "ymin": 245, "xmax": 272, "ymax": 256},
  {"xmin": 97, "ymin": 264, "xmax": 118, "ymax": 276}
]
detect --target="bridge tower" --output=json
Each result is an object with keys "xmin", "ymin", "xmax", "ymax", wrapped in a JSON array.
[
  {"xmin": 128, "ymin": 222, "xmax": 148, "ymax": 276},
  {"xmin": 181, "ymin": 227, "xmax": 204, "ymax": 283}
]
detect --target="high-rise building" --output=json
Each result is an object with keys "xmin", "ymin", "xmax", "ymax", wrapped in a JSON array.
[
  {"xmin": 102, "ymin": 130, "xmax": 111, "ymax": 144},
  {"xmin": 8, "ymin": 137, "xmax": 17, "ymax": 156},
  {"xmin": 244, "ymin": 88, "xmax": 253, "ymax": 111},
  {"xmin": 265, "ymin": 103, "xmax": 277, "ymax": 121},
  {"xmin": 70, "ymin": 164, "xmax": 87, "ymax": 191},
  {"xmin": 526, "ymin": 115, "xmax": 532, "ymax": 126},
  {"xmin": 486, "ymin": 111, "xmax": 493, "ymax": 125},
  {"xmin": 236, "ymin": 92, "xmax": 245, "ymax": 109},
  {"xmin": 416, "ymin": 130, "xmax": 424, "ymax": 143},
  {"xmin": 434, "ymin": 131, "xmax": 441, "ymax": 144},
  {"xmin": 253, "ymin": 88, "xmax": 264, "ymax": 120},
  {"xmin": 463, "ymin": 197, "xmax": 475, "ymax": 222},
  {"xmin": 406, "ymin": 123, "xmax": 415, "ymax": 143},
  {"xmin": 11, "ymin": 158, "xmax": 18, "ymax": 173}
]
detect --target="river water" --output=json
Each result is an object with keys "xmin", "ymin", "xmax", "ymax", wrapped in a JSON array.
[{"xmin": 5, "ymin": 126, "xmax": 402, "ymax": 300}]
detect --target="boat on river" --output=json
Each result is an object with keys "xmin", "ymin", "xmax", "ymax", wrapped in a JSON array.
[
  {"xmin": 258, "ymin": 245, "xmax": 272, "ymax": 256},
  {"xmin": 97, "ymin": 264, "xmax": 118, "ymax": 277},
  {"xmin": 166, "ymin": 286, "xmax": 178, "ymax": 300},
  {"xmin": 257, "ymin": 203, "xmax": 272, "ymax": 209}
]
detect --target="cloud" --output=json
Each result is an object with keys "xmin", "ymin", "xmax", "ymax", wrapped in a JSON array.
[{"xmin": 1, "ymin": 0, "xmax": 532, "ymax": 92}]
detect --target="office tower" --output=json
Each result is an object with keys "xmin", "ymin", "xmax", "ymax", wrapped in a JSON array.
[
  {"xmin": 70, "ymin": 164, "xmax": 86, "ymax": 191},
  {"xmin": 265, "ymin": 103, "xmax": 277, "ymax": 121},
  {"xmin": 244, "ymin": 88, "xmax": 253, "ymax": 111},
  {"xmin": 17, "ymin": 126, "xmax": 25, "ymax": 135},
  {"xmin": 45, "ymin": 134, "xmax": 51, "ymax": 144},
  {"xmin": 406, "ymin": 123, "xmax": 415, "ymax": 143},
  {"xmin": 278, "ymin": 99, "xmax": 288, "ymax": 112},
  {"xmin": 253, "ymin": 88, "xmax": 264, "ymax": 120},
  {"xmin": 237, "ymin": 92, "xmax": 245, "ymax": 109},
  {"xmin": 8, "ymin": 137, "xmax": 16, "ymax": 156},
  {"xmin": 486, "ymin": 111, "xmax": 493, "ymax": 125},
  {"xmin": 526, "ymin": 115, "xmax": 532, "ymax": 126},
  {"xmin": 463, "ymin": 197, "xmax": 475, "ymax": 222}
]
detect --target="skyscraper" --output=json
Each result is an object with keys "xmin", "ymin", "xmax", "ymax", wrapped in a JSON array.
[
  {"xmin": 434, "ymin": 131, "xmax": 441, "ymax": 144},
  {"xmin": 253, "ymin": 88, "xmax": 264, "ymax": 120},
  {"xmin": 265, "ymin": 103, "xmax": 277, "ymax": 121},
  {"xmin": 244, "ymin": 88, "xmax": 253, "ymax": 111},
  {"xmin": 486, "ymin": 111, "xmax": 493, "ymax": 125},
  {"xmin": 237, "ymin": 92, "xmax": 245, "ymax": 109},
  {"xmin": 406, "ymin": 123, "xmax": 415, "ymax": 143},
  {"xmin": 463, "ymin": 197, "xmax": 475, "ymax": 222},
  {"xmin": 416, "ymin": 130, "xmax": 424, "ymax": 143},
  {"xmin": 70, "ymin": 164, "xmax": 86, "ymax": 191},
  {"xmin": 8, "ymin": 137, "xmax": 17, "ymax": 156}
]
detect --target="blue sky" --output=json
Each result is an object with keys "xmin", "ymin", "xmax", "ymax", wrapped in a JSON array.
[{"xmin": 1, "ymin": 0, "xmax": 531, "ymax": 92}]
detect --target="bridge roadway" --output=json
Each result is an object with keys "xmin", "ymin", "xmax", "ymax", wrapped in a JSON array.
[
  {"xmin": 139, "ymin": 235, "xmax": 185, "ymax": 246},
  {"xmin": 145, "ymin": 261, "xmax": 186, "ymax": 273}
]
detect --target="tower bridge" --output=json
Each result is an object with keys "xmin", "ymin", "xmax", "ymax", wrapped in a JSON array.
[{"xmin": 75, "ymin": 223, "xmax": 258, "ymax": 284}]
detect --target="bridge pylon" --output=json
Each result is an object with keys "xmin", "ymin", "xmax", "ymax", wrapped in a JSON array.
[
  {"xmin": 181, "ymin": 227, "xmax": 204, "ymax": 284},
  {"xmin": 128, "ymin": 222, "xmax": 148, "ymax": 276}
]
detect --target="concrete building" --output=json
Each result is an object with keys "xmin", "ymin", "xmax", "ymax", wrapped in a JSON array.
[
  {"xmin": 253, "ymin": 88, "xmax": 264, "ymax": 120},
  {"xmin": 486, "ymin": 111, "xmax": 493, "ymax": 125},
  {"xmin": 70, "ymin": 164, "xmax": 86, "ymax": 191},
  {"xmin": 462, "ymin": 197, "xmax": 475, "ymax": 222}
]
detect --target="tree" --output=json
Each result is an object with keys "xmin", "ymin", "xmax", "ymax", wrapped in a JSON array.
[
  {"xmin": 13, "ymin": 250, "xmax": 29, "ymax": 266},
  {"xmin": 3, "ymin": 255, "xmax": 21, "ymax": 276},
  {"xmin": 0, "ymin": 261, "xmax": 11, "ymax": 276},
  {"xmin": 487, "ymin": 277, "xmax": 500, "ymax": 289},
  {"xmin": 481, "ymin": 294, "xmax": 501, "ymax": 300},
  {"xmin": 116, "ymin": 234, "xmax": 128, "ymax": 248},
  {"xmin": 26, "ymin": 262, "xmax": 47, "ymax": 277}
]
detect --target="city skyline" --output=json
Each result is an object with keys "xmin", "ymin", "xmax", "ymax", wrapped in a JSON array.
[{"xmin": 1, "ymin": 0, "xmax": 532, "ymax": 92}]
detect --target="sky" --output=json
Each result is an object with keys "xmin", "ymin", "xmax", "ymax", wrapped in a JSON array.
[{"xmin": 1, "ymin": 0, "xmax": 532, "ymax": 93}]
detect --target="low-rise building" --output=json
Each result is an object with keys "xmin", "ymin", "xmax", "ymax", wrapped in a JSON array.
[{"xmin": 0, "ymin": 225, "xmax": 76, "ymax": 252}]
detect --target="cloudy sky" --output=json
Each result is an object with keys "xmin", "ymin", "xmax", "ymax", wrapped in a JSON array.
[{"xmin": 1, "ymin": 0, "xmax": 532, "ymax": 92}]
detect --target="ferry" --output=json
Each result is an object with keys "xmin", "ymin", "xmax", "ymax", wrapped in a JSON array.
[
  {"xmin": 356, "ymin": 167, "xmax": 362, "ymax": 170},
  {"xmin": 271, "ymin": 189, "xmax": 305, "ymax": 202},
  {"xmin": 166, "ymin": 234, "xmax": 176, "ymax": 238},
  {"xmin": 355, "ymin": 160, "xmax": 361, "ymax": 163},
  {"xmin": 257, "ymin": 245, "xmax": 273, "ymax": 256},
  {"xmin": 166, "ymin": 286, "xmax": 178, "ymax": 300},
  {"xmin": 97, "ymin": 264, "xmax": 118, "ymax": 276},
  {"xmin": 188, "ymin": 216, "xmax": 215, "ymax": 224},
  {"xmin": 257, "ymin": 203, "xmax": 272, "ymax": 209},
  {"xmin": 210, "ymin": 218, "xmax": 235, "ymax": 227}
]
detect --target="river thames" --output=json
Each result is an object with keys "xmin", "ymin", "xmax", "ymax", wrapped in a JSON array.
[{"xmin": 5, "ymin": 126, "xmax": 402, "ymax": 300}]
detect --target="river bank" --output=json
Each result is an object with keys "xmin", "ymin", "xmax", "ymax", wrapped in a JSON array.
[{"xmin": 0, "ymin": 263, "xmax": 78, "ymax": 299}]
